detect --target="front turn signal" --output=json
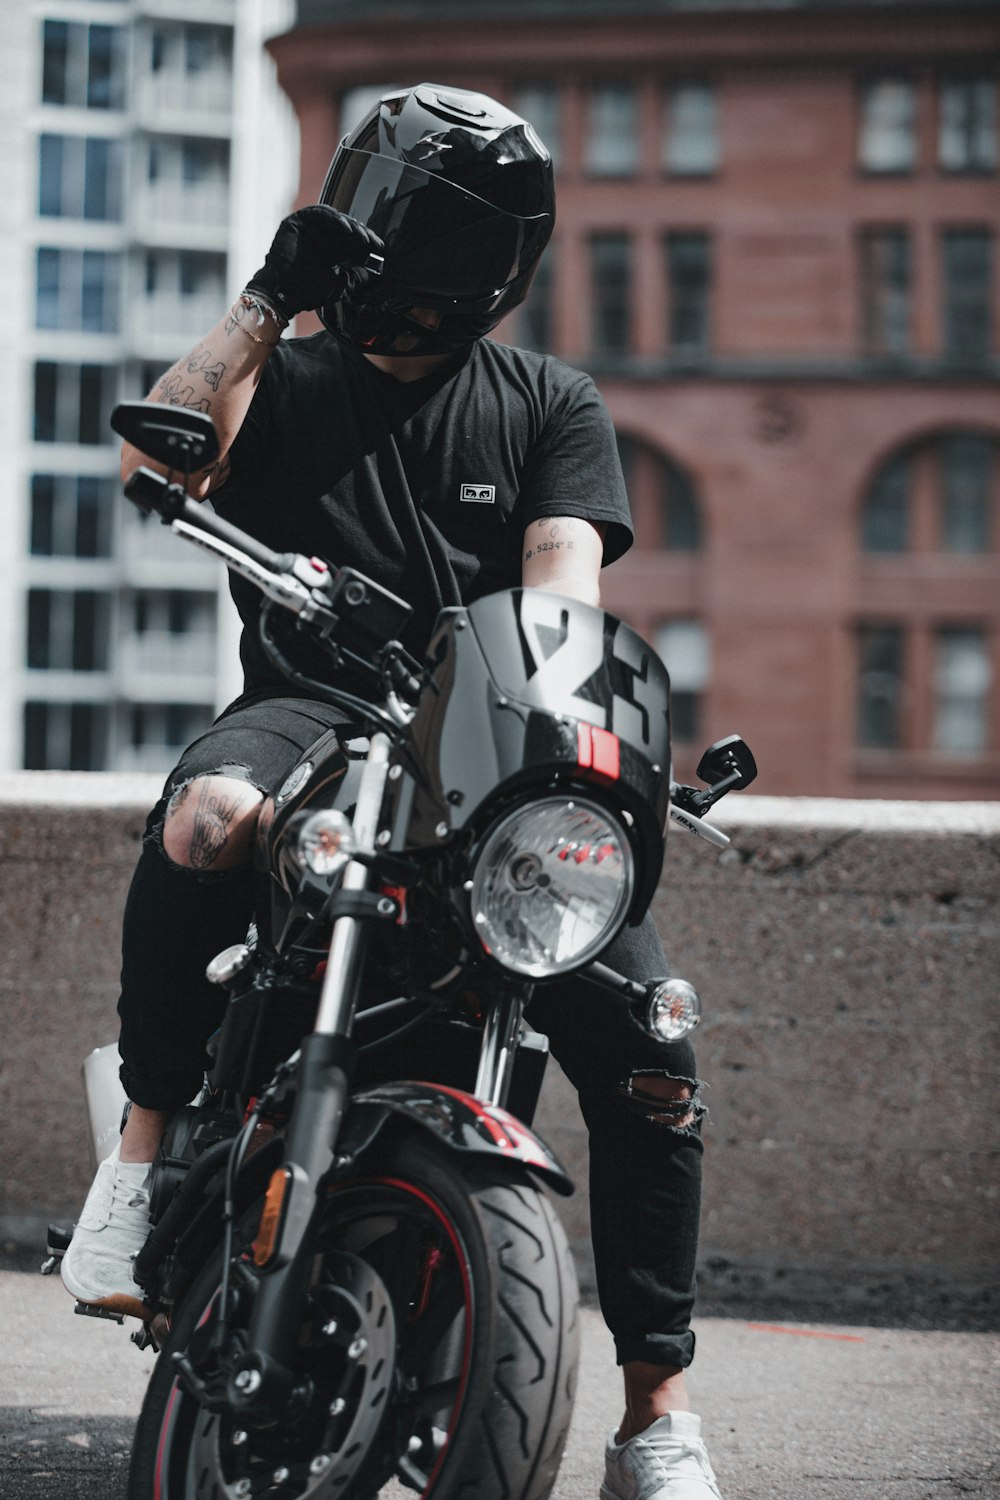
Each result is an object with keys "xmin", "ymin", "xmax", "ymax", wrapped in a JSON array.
[{"xmin": 253, "ymin": 1166, "xmax": 292, "ymax": 1268}]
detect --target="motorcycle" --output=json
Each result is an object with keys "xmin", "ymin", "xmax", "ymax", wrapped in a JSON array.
[{"xmin": 43, "ymin": 400, "xmax": 757, "ymax": 1500}]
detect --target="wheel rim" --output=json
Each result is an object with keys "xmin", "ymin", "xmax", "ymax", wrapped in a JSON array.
[{"xmin": 153, "ymin": 1175, "xmax": 475, "ymax": 1499}]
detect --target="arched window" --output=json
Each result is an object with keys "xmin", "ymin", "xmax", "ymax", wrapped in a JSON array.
[
  {"xmin": 616, "ymin": 433, "xmax": 703, "ymax": 552},
  {"xmin": 855, "ymin": 428, "xmax": 999, "ymax": 763},
  {"xmin": 861, "ymin": 430, "xmax": 998, "ymax": 554}
]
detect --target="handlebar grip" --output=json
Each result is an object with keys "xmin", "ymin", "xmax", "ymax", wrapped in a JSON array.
[
  {"xmin": 175, "ymin": 497, "xmax": 296, "ymax": 577},
  {"xmin": 124, "ymin": 466, "xmax": 294, "ymax": 575}
]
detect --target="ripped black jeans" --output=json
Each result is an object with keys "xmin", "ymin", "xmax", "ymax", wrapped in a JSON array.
[{"xmin": 117, "ymin": 692, "xmax": 705, "ymax": 1370}]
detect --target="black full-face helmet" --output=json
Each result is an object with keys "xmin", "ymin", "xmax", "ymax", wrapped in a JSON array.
[{"xmin": 319, "ymin": 83, "xmax": 555, "ymax": 356}]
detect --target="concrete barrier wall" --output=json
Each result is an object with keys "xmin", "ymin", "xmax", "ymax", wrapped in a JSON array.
[{"xmin": 2, "ymin": 773, "xmax": 997, "ymax": 1315}]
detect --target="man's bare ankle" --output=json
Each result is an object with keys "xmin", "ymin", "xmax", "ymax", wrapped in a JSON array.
[{"xmin": 119, "ymin": 1105, "xmax": 171, "ymax": 1163}]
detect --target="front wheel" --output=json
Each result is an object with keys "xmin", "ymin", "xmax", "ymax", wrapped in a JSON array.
[{"xmin": 128, "ymin": 1131, "xmax": 579, "ymax": 1500}]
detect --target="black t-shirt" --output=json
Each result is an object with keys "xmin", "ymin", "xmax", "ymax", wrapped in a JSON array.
[{"xmin": 214, "ymin": 331, "xmax": 633, "ymax": 693}]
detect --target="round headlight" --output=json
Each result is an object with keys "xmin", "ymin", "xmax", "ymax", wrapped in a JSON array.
[
  {"xmin": 294, "ymin": 810, "xmax": 357, "ymax": 877},
  {"xmin": 470, "ymin": 798, "xmax": 634, "ymax": 977}
]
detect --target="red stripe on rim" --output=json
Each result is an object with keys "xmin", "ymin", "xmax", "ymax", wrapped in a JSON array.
[{"xmin": 372, "ymin": 1176, "xmax": 475, "ymax": 1497}]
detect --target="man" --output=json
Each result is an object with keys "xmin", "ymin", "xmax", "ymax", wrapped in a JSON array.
[{"xmin": 60, "ymin": 84, "xmax": 723, "ymax": 1500}]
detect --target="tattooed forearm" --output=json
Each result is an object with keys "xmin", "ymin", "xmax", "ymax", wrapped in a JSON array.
[
  {"xmin": 157, "ymin": 370, "xmax": 211, "ymax": 413},
  {"xmin": 185, "ymin": 343, "xmax": 227, "ymax": 391},
  {"xmin": 201, "ymin": 453, "xmax": 231, "ymax": 490},
  {"xmin": 188, "ymin": 782, "xmax": 242, "ymax": 869}
]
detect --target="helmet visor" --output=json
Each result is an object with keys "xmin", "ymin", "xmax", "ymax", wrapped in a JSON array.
[{"xmin": 321, "ymin": 147, "xmax": 552, "ymax": 307}]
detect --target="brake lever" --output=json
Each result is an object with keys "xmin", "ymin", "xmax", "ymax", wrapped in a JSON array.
[{"xmin": 170, "ymin": 520, "xmax": 322, "ymax": 618}]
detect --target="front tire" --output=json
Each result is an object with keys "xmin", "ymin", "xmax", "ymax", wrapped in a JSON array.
[{"xmin": 128, "ymin": 1131, "xmax": 578, "ymax": 1500}]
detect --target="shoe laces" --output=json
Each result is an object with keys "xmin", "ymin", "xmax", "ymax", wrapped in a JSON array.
[
  {"xmin": 633, "ymin": 1430, "xmax": 713, "ymax": 1479},
  {"xmin": 104, "ymin": 1171, "xmax": 149, "ymax": 1226}
]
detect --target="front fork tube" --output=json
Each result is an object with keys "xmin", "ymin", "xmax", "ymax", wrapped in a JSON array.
[
  {"xmin": 473, "ymin": 979, "xmax": 533, "ymax": 1109},
  {"xmin": 232, "ymin": 734, "xmax": 392, "ymax": 1404}
]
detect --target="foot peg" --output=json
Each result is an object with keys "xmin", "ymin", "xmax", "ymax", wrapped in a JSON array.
[
  {"xmin": 73, "ymin": 1300, "xmax": 125, "ymax": 1325},
  {"xmin": 40, "ymin": 1223, "xmax": 73, "ymax": 1275}
]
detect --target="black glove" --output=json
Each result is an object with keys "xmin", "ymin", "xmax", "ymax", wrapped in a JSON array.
[{"xmin": 245, "ymin": 205, "xmax": 384, "ymax": 320}]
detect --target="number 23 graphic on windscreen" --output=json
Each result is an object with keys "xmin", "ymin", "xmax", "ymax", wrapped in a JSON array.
[{"xmin": 514, "ymin": 591, "xmax": 669, "ymax": 756}]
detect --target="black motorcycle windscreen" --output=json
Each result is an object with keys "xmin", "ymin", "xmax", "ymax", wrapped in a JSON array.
[
  {"xmin": 386, "ymin": 589, "xmax": 671, "ymax": 911},
  {"xmin": 467, "ymin": 590, "xmax": 669, "ymax": 758}
]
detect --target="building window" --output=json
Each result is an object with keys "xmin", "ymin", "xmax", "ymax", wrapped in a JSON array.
[
  {"xmin": 938, "ymin": 78, "xmax": 997, "ymax": 173},
  {"xmin": 511, "ymin": 85, "xmax": 561, "ymax": 169},
  {"xmin": 663, "ymin": 83, "xmax": 719, "ymax": 176},
  {"xmin": 33, "ymin": 362, "xmax": 116, "ymax": 445},
  {"xmin": 31, "ymin": 474, "xmax": 114, "ymax": 558},
  {"xmin": 858, "ymin": 80, "xmax": 916, "ymax": 173},
  {"xmin": 655, "ymin": 620, "xmax": 710, "ymax": 742},
  {"xmin": 26, "ymin": 589, "xmax": 110, "ymax": 672},
  {"xmin": 518, "ymin": 248, "xmax": 553, "ymax": 352},
  {"xmin": 179, "ymin": 250, "xmax": 226, "ymax": 298},
  {"xmin": 934, "ymin": 628, "xmax": 990, "ymax": 752},
  {"xmin": 144, "ymin": 250, "xmax": 226, "ymax": 299},
  {"xmin": 23, "ymin": 701, "xmax": 109, "ymax": 771},
  {"xmin": 184, "ymin": 24, "xmax": 232, "ymax": 76},
  {"xmin": 36, "ymin": 248, "xmax": 121, "ymax": 334},
  {"xmin": 666, "ymin": 232, "xmax": 711, "ymax": 353},
  {"xmin": 859, "ymin": 228, "xmax": 910, "ymax": 355},
  {"xmin": 41, "ymin": 20, "xmax": 127, "ymax": 110},
  {"xmin": 589, "ymin": 234, "xmax": 631, "ymax": 355},
  {"xmin": 862, "ymin": 433, "xmax": 997, "ymax": 556},
  {"xmin": 585, "ymin": 85, "xmax": 638, "ymax": 177},
  {"xmin": 129, "ymin": 703, "xmax": 213, "ymax": 755},
  {"xmin": 39, "ymin": 135, "xmax": 124, "ymax": 221},
  {"xmin": 857, "ymin": 625, "xmax": 904, "ymax": 748},
  {"xmin": 941, "ymin": 229, "xmax": 992, "ymax": 358},
  {"xmin": 617, "ymin": 434, "xmax": 703, "ymax": 552},
  {"xmin": 861, "ymin": 453, "xmax": 909, "ymax": 553},
  {"xmin": 941, "ymin": 435, "xmax": 992, "ymax": 553}
]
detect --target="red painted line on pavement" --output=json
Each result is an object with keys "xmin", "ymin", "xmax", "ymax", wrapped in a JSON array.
[{"xmin": 747, "ymin": 1323, "xmax": 866, "ymax": 1342}]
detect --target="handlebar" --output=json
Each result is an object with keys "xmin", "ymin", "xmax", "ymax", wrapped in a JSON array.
[
  {"xmin": 126, "ymin": 462, "xmax": 748, "ymax": 848},
  {"xmin": 125, "ymin": 467, "xmax": 297, "ymax": 577},
  {"xmin": 125, "ymin": 464, "xmax": 418, "ymax": 731}
]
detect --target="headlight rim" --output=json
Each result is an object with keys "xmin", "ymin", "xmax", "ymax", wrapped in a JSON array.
[{"xmin": 466, "ymin": 790, "xmax": 636, "ymax": 980}]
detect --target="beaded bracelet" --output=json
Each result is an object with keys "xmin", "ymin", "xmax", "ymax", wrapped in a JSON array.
[
  {"xmin": 240, "ymin": 290, "xmax": 288, "ymax": 330},
  {"xmin": 230, "ymin": 291, "xmax": 287, "ymax": 347}
]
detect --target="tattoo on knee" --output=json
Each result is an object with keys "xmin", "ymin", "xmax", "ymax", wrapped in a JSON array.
[
  {"xmin": 618, "ymin": 1071, "xmax": 706, "ymax": 1131},
  {"xmin": 189, "ymin": 780, "xmax": 244, "ymax": 869}
]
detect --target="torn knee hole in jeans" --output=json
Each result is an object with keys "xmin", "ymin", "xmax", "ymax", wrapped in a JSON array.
[
  {"xmin": 145, "ymin": 764, "xmax": 262, "ymax": 873},
  {"xmin": 617, "ymin": 1071, "xmax": 706, "ymax": 1130}
]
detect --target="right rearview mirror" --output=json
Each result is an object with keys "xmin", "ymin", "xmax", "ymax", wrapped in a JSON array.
[
  {"xmin": 696, "ymin": 735, "xmax": 757, "ymax": 792},
  {"xmin": 110, "ymin": 401, "xmax": 219, "ymax": 470}
]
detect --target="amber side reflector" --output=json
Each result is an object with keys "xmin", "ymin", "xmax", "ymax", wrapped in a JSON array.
[{"xmin": 253, "ymin": 1166, "xmax": 291, "ymax": 1268}]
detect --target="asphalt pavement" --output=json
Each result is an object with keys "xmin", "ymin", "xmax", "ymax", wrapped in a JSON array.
[{"xmin": 1, "ymin": 1266, "xmax": 997, "ymax": 1499}]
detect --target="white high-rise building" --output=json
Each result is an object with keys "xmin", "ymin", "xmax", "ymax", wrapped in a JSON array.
[{"xmin": 0, "ymin": 0, "xmax": 296, "ymax": 772}]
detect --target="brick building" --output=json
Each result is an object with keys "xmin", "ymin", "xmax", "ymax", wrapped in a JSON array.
[{"xmin": 268, "ymin": 0, "xmax": 999, "ymax": 797}]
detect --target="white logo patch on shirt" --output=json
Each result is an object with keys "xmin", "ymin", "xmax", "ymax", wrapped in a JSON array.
[{"xmin": 460, "ymin": 483, "xmax": 496, "ymax": 504}]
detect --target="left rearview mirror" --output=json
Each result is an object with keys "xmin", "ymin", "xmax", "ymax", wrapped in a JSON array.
[{"xmin": 110, "ymin": 401, "xmax": 219, "ymax": 470}]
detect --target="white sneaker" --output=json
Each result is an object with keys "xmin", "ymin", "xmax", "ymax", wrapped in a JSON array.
[
  {"xmin": 60, "ymin": 1142, "xmax": 153, "ymax": 1319},
  {"xmin": 601, "ymin": 1412, "xmax": 724, "ymax": 1500}
]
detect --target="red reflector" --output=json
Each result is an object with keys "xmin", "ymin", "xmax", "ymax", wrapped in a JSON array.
[
  {"xmin": 577, "ymin": 722, "xmax": 593, "ymax": 768},
  {"xmin": 591, "ymin": 727, "xmax": 620, "ymax": 779}
]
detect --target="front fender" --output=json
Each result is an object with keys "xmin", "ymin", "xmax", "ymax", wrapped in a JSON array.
[{"xmin": 337, "ymin": 1080, "xmax": 574, "ymax": 1197}]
